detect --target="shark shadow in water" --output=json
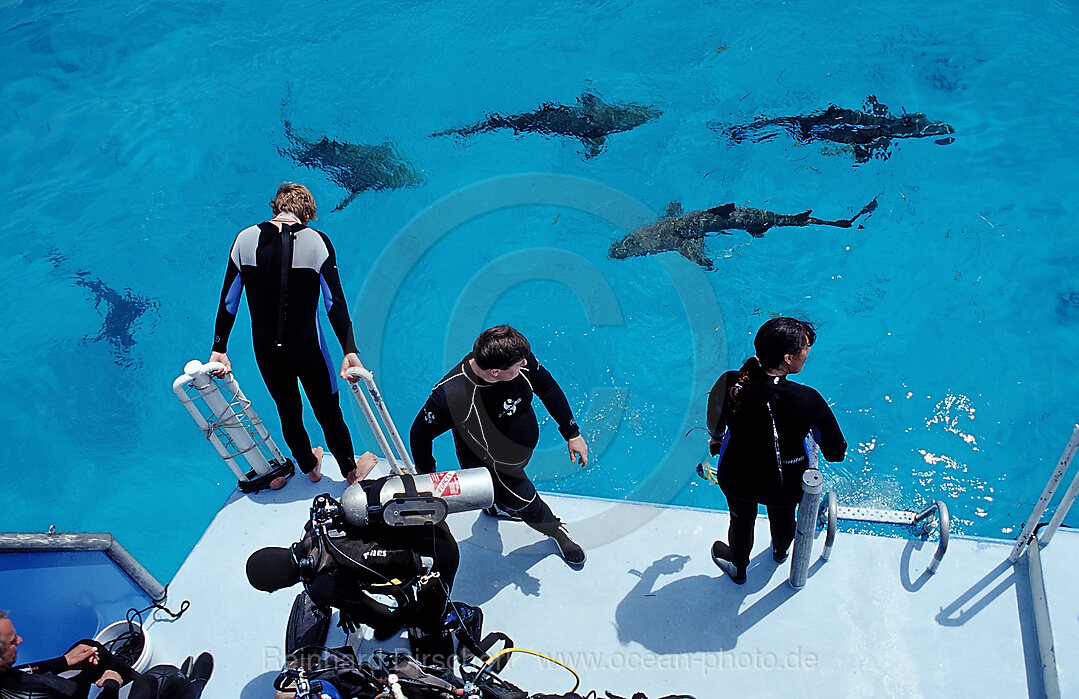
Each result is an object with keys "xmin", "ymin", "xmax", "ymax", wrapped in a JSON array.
[
  {"xmin": 279, "ymin": 121, "xmax": 424, "ymax": 211},
  {"xmin": 48, "ymin": 251, "xmax": 158, "ymax": 365},
  {"xmin": 430, "ymin": 91, "xmax": 662, "ymax": 158},
  {"xmin": 609, "ymin": 197, "xmax": 879, "ymax": 269},
  {"xmin": 716, "ymin": 96, "xmax": 954, "ymax": 163}
]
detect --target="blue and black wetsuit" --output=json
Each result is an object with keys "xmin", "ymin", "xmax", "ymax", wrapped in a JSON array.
[
  {"xmin": 212, "ymin": 219, "xmax": 358, "ymax": 476},
  {"xmin": 707, "ymin": 370, "xmax": 846, "ymax": 568},
  {"xmin": 409, "ymin": 352, "xmax": 580, "ymax": 535}
]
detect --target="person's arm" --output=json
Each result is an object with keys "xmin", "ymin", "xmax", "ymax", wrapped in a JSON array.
[
  {"xmin": 95, "ymin": 670, "xmax": 124, "ymax": 699},
  {"xmin": 409, "ymin": 390, "xmax": 453, "ymax": 474},
  {"xmin": 211, "ymin": 239, "xmax": 244, "ymax": 357},
  {"xmin": 527, "ymin": 355, "xmax": 587, "ymax": 466},
  {"xmin": 810, "ymin": 392, "xmax": 847, "ymax": 462},
  {"xmin": 706, "ymin": 376, "xmax": 728, "ymax": 455},
  {"xmin": 527, "ymin": 355, "xmax": 580, "ymax": 441},
  {"xmin": 317, "ymin": 234, "xmax": 358, "ymax": 357},
  {"xmin": 19, "ymin": 656, "xmax": 71, "ymax": 674}
]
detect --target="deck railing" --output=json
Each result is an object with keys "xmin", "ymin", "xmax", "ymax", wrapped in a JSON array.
[{"xmin": 1010, "ymin": 423, "xmax": 1079, "ymax": 699}]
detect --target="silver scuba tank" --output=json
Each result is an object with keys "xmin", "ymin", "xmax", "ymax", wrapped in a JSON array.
[{"xmin": 340, "ymin": 469, "xmax": 495, "ymax": 527}]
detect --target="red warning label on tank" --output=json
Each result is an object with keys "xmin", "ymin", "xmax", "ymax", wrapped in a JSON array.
[{"xmin": 429, "ymin": 472, "xmax": 461, "ymax": 497}]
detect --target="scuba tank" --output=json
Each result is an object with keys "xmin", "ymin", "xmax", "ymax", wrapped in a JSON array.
[{"xmin": 340, "ymin": 469, "xmax": 494, "ymax": 527}]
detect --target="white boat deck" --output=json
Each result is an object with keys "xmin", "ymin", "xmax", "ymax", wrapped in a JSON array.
[{"xmin": 147, "ymin": 458, "xmax": 1079, "ymax": 698}]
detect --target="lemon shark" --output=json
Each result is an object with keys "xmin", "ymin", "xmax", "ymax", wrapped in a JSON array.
[
  {"xmin": 609, "ymin": 197, "xmax": 879, "ymax": 269},
  {"xmin": 431, "ymin": 92, "xmax": 661, "ymax": 158},
  {"xmin": 279, "ymin": 121, "xmax": 424, "ymax": 211},
  {"xmin": 718, "ymin": 96, "xmax": 954, "ymax": 163}
]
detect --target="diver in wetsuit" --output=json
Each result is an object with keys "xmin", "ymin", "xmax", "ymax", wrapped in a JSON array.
[
  {"xmin": 408, "ymin": 325, "xmax": 589, "ymax": 567},
  {"xmin": 208, "ymin": 182, "xmax": 367, "ymax": 486},
  {"xmin": 0, "ymin": 610, "xmax": 213, "ymax": 699},
  {"xmin": 246, "ymin": 461, "xmax": 460, "ymax": 667},
  {"xmin": 706, "ymin": 317, "xmax": 846, "ymax": 584}
]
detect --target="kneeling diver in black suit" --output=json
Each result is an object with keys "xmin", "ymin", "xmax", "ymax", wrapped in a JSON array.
[{"xmin": 246, "ymin": 454, "xmax": 466, "ymax": 667}]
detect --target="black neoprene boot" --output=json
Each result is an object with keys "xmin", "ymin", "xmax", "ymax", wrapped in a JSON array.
[
  {"xmin": 551, "ymin": 525, "xmax": 586, "ymax": 567},
  {"xmin": 711, "ymin": 541, "xmax": 747, "ymax": 584}
]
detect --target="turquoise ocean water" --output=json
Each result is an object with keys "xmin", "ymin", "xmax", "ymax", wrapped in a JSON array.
[{"xmin": 2, "ymin": 0, "xmax": 1078, "ymax": 580}]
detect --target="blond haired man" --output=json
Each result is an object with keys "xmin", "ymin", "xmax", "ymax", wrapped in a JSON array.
[{"xmin": 209, "ymin": 183, "xmax": 368, "ymax": 485}]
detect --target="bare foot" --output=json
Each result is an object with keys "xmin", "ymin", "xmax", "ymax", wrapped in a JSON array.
[
  {"xmin": 269, "ymin": 476, "xmax": 287, "ymax": 490},
  {"xmin": 347, "ymin": 451, "xmax": 378, "ymax": 485},
  {"xmin": 309, "ymin": 446, "xmax": 324, "ymax": 483}
]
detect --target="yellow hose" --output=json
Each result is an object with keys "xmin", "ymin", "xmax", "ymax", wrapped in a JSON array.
[{"xmin": 476, "ymin": 647, "xmax": 580, "ymax": 693}]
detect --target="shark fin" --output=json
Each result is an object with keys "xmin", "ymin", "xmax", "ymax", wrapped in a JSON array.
[
  {"xmin": 581, "ymin": 136, "xmax": 605, "ymax": 158},
  {"xmin": 678, "ymin": 239, "xmax": 715, "ymax": 269},
  {"xmin": 579, "ymin": 91, "xmax": 599, "ymax": 112},
  {"xmin": 706, "ymin": 203, "xmax": 736, "ymax": 217},
  {"xmin": 745, "ymin": 223, "xmax": 773, "ymax": 238},
  {"xmin": 663, "ymin": 202, "xmax": 684, "ymax": 218}
]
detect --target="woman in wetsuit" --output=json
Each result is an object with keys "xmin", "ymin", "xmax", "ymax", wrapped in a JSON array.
[{"xmin": 706, "ymin": 317, "xmax": 847, "ymax": 584}]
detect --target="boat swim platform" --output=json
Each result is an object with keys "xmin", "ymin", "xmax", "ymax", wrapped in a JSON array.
[{"xmin": 147, "ymin": 458, "xmax": 1079, "ymax": 699}]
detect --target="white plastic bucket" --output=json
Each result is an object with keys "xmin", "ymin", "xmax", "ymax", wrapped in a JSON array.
[{"xmin": 93, "ymin": 620, "xmax": 153, "ymax": 673}]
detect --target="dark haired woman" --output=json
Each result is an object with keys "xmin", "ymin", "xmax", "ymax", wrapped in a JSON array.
[{"xmin": 706, "ymin": 317, "xmax": 846, "ymax": 584}]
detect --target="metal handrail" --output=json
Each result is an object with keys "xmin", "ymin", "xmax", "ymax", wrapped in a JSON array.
[
  {"xmin": 818, "ymin": 491, "xmax": 837, "ymax": 562},
  {"xmin": 1025, "ymin": 531, "xmax": 1061, "ymax": 699},
  {"xmin": 1010, "ymin": 424, "xmax": 1079, "ymax": 562},
  {"xmin": 0, "ymin": 531, "xmax": 165, "ymax": 602},
  {"xmin": 912, "ymin": 501, "xmax": 950, "ymax": 574},
  {"xmin": 345, "ymin": 367, "xmax": 415, "ymax": 475},
  {"xmin": 809, "ymin": 494, "xmax": 948, "ymax": 574}
]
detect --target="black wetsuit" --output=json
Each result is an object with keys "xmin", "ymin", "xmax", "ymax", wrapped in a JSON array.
[
  {"xmin": 409, "ymin": 352, "xmax": 580, "ymax": 535},
  {"xmin": 1, "ymin": 642, "xmax": 141, "ymax": 699},
  {"xmin": 212, "ymin": 219, "xmax": 358, "ymax": 476},
  {"xmin": 707, "ymin": 370, "xmax": 846, "ymax": 568},
  {"xmin": 295, "ymin": 518, "xmax": 459, "ymax": 664}
]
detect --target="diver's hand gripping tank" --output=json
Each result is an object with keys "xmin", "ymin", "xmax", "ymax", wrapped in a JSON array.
[{"xmin": 339, "ymin": 469, "xmax": 495, "ymax": 527}]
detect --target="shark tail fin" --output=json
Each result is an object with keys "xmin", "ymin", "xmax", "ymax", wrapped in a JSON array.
[
  {"xmin": 853, "ymin": 196, "xmax": 880, "ymax": 221},
  {"xmin": 332, "ymin": 190, "xmax": 360, "ymax": 212},
  {"xmin": 706, "ymin": 203, "xmax": 736, "ymax": 217},
  {"xmin": 832, "ymin": 196, "xmax": 880, "ymax": 228}
]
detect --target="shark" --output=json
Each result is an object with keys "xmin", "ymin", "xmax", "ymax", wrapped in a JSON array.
[
  {"xmin": 430, "ymin": 91, "xmax": 662, "ymax": 158},
  {"xmin": 609, "ymin": 197, "xmax": 879, "ymax": 269},
  {"xmin": 279, "ymin": 121, "xmax": 424, "ymax": 211},
  {"xmin": 48, "ymin": 250, "xmax": 157, "ymax": 365},
  {"xmin": 717, "ymin": 96, "xmax": 954, "ymax": 163}
]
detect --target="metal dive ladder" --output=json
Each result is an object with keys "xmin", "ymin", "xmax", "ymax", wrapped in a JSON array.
[{"xmin": 788, "ymin": 443, "xmax": 950, "ymax": 588}]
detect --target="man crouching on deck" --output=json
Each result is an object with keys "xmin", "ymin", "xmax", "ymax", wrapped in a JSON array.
[
  {"xmin": 0, "ymin": 609, "xmax": 213, "ymax": 699},
  {"xmin": 409, "ymin": 325, "xmax": 589, "ymax": 567}
]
